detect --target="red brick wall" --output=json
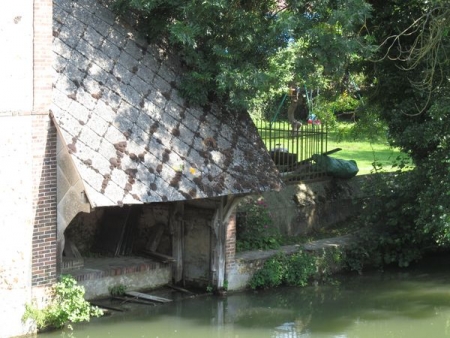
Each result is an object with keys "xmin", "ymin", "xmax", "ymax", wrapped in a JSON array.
[
  {"xmin": 33, "ymin": 0, "xmax": 53, "ymax": 114},
  {"xmin": 31, "ymin": 0, "xmax": 57, "ymax": 287},
  {"xmin": 225, "ymin": 213, "xmax": 236, "ymax": 274},
  {"xmin": 32, "ymin": 116, "xmax": 57, "ymax": 286}
]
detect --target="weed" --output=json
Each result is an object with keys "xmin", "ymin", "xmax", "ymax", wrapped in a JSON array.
[
  {"xmin": 23, "ymin": 275, "xmax": 103, "ymax": 331},
  {"xmin": 109, "ymin": 284, "xmax": 127, "ymax": 297}
]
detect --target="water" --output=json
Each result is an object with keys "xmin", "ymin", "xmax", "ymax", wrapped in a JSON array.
[{"xmin": 40, "ymin": 255, "xmax": 450, "ymax": 338}]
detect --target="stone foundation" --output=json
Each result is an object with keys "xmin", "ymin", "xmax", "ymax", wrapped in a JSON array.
[{"xmin": 68, "ymin": 257, "xmax": 171, "ymax": 299}]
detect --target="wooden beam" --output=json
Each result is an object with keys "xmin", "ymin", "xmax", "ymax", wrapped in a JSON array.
[
  {"xmin": 209, "ymin": 196, "xmax": 242, "ymax": 291},
  {"xmin": 111, "ymin": 296, "xmax": 156, "ymax": 306},
  {"xmin": 140, "ymin": 250, "xmax": 175, "ymax": 263},
  {"xmin": 223, "ymin": 195, "xmax": 243, "ymax": 224},
  {"xmin": 90, "ymin": 302, "xmax": 124, "ymax": 312},
  {"xmin": 149, "ymin": 225, "xmax": 164, "ymax": 252},
  {"xmin": 166, "ymin": 284, "xmax": 194, "ymax": 295},
  {"xmin": 210, "ymin": 197, "xmax": 226, "ymax": 290},
  {"xmin": 125, "ymin": 291, "xmax": 172, "ymax": 303},
  {"xmin": 170, "ymin": 202, "xmax": 184, "ymax": 284}
]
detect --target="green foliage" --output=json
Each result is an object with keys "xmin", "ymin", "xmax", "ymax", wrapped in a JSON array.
[
  {"xmin": 112, "ymin": 0, "xmax": 373, "ymax": 111},
  {"xmin": 23, "ymin": 275, "xmax": 103, "ymax": 331},
  {"xmin": 236, "ymin": 197, "xmax": 282, "ymax": 252},
  {"xmin": 284, "ymin": 251, "xmax": 317, "ymax": 287},
  {"xmin": 108, "ymin": 284, "xmax": 127, "ymax": 297},
  {"xmin": 249, "ymin": 249, "xmax": 336, "ymax": 289},
  {"xmin": 313, "ymin": 247, "xmax": 345, "ymax": 284},
  {"xmin": 343, "ymin": 171, "xmax": 433, "ymax": 272},
  {"xmin": 249, "ymin": 253, "xmax": 288, "ymax": 289},
  {"xmin": 341, "ymin": 0, "xmax": 450, "ymax": 271}
]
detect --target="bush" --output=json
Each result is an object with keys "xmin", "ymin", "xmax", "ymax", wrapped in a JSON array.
[
  {"xmin": 343, "ymin": 171, "xmax": 432, "ymax": 272},
  {"xmin": 109, "ymin": 284, "xmax": 127, "ymax": 297},
  {"xmin": 249, "ymin": 253, "xmax": 287, "ymax": 289},
  {"xmin": 23, "ymin": 275, "xmax": 103, "ymax": 331},
  {"xmin": 284, "ymin": 251, "xmax": 317, "ymax": 287},
  {"xmin": 249, "ymin": 251, "xmax": 317, "ymax": 289},
  {"xmin": 236, "ymin": 197, "xmax": 281, "ymax": 252}
]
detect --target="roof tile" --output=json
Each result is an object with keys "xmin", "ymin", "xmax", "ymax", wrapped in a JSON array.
[{"xmin": 52, "ymin": 0, "xmax": 282, "ymax": 208}]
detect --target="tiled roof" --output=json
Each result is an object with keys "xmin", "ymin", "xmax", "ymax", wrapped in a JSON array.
[{"xmin": 51, "ymin": 0, "xmax": 282, "ymax": 208}]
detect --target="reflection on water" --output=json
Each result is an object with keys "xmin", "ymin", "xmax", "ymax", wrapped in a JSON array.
[{"xmin": 40, "ymin": 254, "xmax": 450, "ymax": 338}]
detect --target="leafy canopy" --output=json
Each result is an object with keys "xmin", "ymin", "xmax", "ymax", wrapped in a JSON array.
[{"xmin": 113, "ymin": 0, "xmax": 373, "ymax": 112}]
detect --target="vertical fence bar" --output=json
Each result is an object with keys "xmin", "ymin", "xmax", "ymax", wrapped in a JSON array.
[{"xmin": 256, "ymin": 118, "xmax": 327, "ymax": 183}]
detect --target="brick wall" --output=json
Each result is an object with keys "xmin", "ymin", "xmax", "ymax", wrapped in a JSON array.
[
  {"xmin": 31, "ymin": 0, "xmax": 56, "ymax": 287},
  {"xmin": 32, "ymin": 116, "xmax": 57, "ymax": 287},
  {"xmin": 225, "ymin": 213, "xmax": 236, "ymax": 275},
  {"xmin": 0, "ymin": 0, "xmax": 56, "ymax": 335},
  {"xmin": 33, "ymin": 0, "xmax": 53, "ymax": 113}
]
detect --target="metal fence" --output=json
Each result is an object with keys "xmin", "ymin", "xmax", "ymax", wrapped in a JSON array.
[{"xmin": 255, "ymin": 119, "xmax": 330, "ymax": 183}]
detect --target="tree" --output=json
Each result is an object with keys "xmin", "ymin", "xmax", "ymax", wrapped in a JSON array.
[
  {"xmin": 347, "ymin": 0, "xmax": 450, "ymax": 269},
  {"xmin": 113, "ymin": 0, "xmax": 373, "ymax": 113}
]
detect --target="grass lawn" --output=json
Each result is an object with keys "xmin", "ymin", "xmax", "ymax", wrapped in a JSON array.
[
  {"xmin": 326, "ymin": 123, "xmax": 411, "ymax": 175},
  {"xmin": 327, "ymin": 138, "xmax": 405, "ymax": 175},
  {"xmin": 256, "ymin": 119, "xmax": 410, "ymax": 175}
]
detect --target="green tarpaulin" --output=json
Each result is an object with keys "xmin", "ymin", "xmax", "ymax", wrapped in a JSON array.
[{"xmin": 311, "ymin": 154, "xmax": 359, "ymax": 179}]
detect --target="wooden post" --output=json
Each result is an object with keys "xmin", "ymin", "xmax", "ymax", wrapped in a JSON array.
[
  {"xmin": 210, "ymin": 196, "xmax": 243, "ymax": 291},
  {"xmin": 210, "ymin": 198, "xmax": 222, "ymax": 289},
  {"xmin": 170, "ymin": 202, "xmax": 184, "ymax": 284}
]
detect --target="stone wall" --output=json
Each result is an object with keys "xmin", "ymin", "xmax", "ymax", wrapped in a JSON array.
[
  {"xmin": 0, "ymin": 0, "xmax": 55, "ymax": 337},
  {"xmin": 260, "ymin": 176, "xmax": 367, "ymax": 236},
  {"xmin": 183, "ymin": 206, "xmax": 214, "ymax": 286},
  {"xmin": 228, "ymin": 176, "xmax": 371, "ymax": 291},
  {"xmin": 0, "ymin": 117, "xmax": 36, "ymax": 338}
]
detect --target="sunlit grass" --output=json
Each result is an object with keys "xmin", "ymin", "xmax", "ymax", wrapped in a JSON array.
[
  {"xmin": 327, "ymin": 123, "xmax": 411, "ymax": 175},
  {"xmin": 255, "ymin": 119, "xmax": 411, "ymax": 176},
  {"xmin": 327, "ymin": 138, "xmax": 405, "ymax": 175}
]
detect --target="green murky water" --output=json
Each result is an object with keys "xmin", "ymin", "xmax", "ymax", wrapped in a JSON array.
[{"xmin": 40, "ymin": 255, "xmax": 450, "ymax": 338}]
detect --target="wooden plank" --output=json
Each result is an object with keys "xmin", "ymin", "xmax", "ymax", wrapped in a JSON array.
[
  {"xmin": 90, "ymin": 301, "xmax": 125, "ymax": 312},
  {"xmin": 120, "ymin": 205, "xmax": 142, "ymax": 256},
  {"xmin": 125, "ymin": 291, "xmax": 172, "ymax": 303},
  {"xmin": 210, "ymin": 198, "xmax": 226, "ymax": 290},
  {"xmin": 93, "ymin": 206, "xmax": 130, "ymax": 256},
  {"xmin": 140, "ymin": 250, "xmax": 176, "ymax": 263},
  {"xmin": 166, "ymin": 284, "xmax": 194, "ymax": 295},
  {"xmin": 115, "ymin": 208, "xmax": 131, "ymax": 256},
  {"xmin": 112, "ymin": 296, "xmax": 156, "ymax": 306},
  {"xmin": 149, "ymin": 225, "xmax": 164, "ymax": 252},
  {"xmin": 64, "ymin": 239, "xmax": 82, "ymax": 259}
]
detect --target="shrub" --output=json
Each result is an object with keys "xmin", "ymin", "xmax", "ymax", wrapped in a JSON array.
[
  {"xmin": 284, "ymin": 251, "xmax": 316, "ymax": 287},
  {"xmin": 236, "ymin": 197, "xmax": 281, "ymax": 252},
  {"xmin": 23, "ymin": 275, "xmax": 103, "ymax": 331},
  {"xmin": 249, "ymin": 253, "xmax": 287, "ymax": 289},
  {"xmin": 109, "ymin": 284, "xmax": 127, "ymax": 297},
  {"xmin": 249, "ymin": 251, "xmax": 317, "ymax": 289},
  {"xmin": 343, "ymin": 171, "xmax": 431, "ymax": 273}
]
